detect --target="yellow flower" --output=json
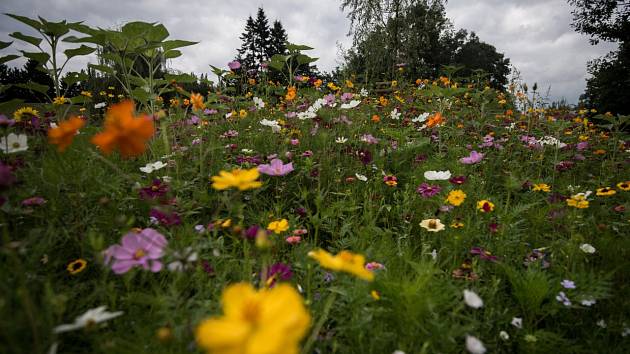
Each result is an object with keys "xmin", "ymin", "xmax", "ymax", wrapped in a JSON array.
[
  {"xmin": 53, "ymin": 96, "xmax": 68, "ymax": 105},
  {"xmin": 566, "ymin": 194, "xmax": 589, "ymax": 209},
  {"xmin": 195, "ymin": 282, "xmax": 311, "ymax": 354},
  {"xmin": 419, "ymin": 218, "xmax": 445, "ymax": 232},
  {"xmin": 285, "ymin": 86, "xmax": 297, "ymax": 101},
  {"xmin": 596, "ymin": 187, "xmax": 616, "ymax": 196},
  {"xmin": 378, "ymin": 96, "xmax": 389, "ymax": 106},
  {"xmin": 617, "ymin": 181, "xmax": 630, "ymax": 191},
  {"xmin": 450, "ymin": 221, "xmax": 464, "ymax": 229},
  {"xmin": 211, "ymin": 168, "xmax": 262, "ymax": 191},
  {"xmin": 190, "ymin": 92, "xmax": 205, "ymax": 110},
  {"xmin": 391, "ymin": 80, "xmax": 397, "ymax": 87},
  {"xmin": 267, "ymin": 219, "xmax": 289, "ymax": 234},
  {"xmin": 67, "ymin": 259, "xmax": 87, "ymax": 275},
  {"xmin": 345, "ymin": 80, "xmax": 354, "ymax": 88},
  {"xmin": 370, "ymin": 290, "xmax": 380, "ymax": 300},
  {"xmin": 13, "ymin": 107, "xmax": 39, "ymax": 122},
  {"xmin": 80, "ymin": 91, "xmax": 93, "ymax": 98},
  {"xmin": 248, "ymin": 78, "xmax": 256, "ymax": 85},
  {"xmin": 313, "ymin": 79, "xmax": 323, "ymax": 88},
  {"xmin": 446, "ymin": 190, "xmax": 466, "ymax": 206},
  {"xmin": 308, "ymin": 249, "xmax": 374, "ymax": 281},
  {"xmin": 477, "ymin": 200, "xmax": 495, "ymax": 212},
  {"xmin": 239, "ymin": 109, "xmax": 248, "ymax": 118},
  {"xmin": 327, "ymin": 82, "xmax": 339, "ymax": 91},
  {"xmin": 532, "ymin": 183, "xmax": 551, "ymax": 192}
]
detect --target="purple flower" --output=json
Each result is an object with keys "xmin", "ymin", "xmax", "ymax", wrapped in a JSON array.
[
  {"xmin": 104, "ymin": 228, "xmax": 168, "ymax": 274},
  {"xmin": 324, "ymin": 94, "xmax": 336, "ymax": 106},
  {"xmin": 227, "ymin": 60, "xmax": 241, "ymax": 70},
  {"xmin": 460, "ymin": 150, "xmax": 484, "ymax": 164},
  {"xmin": 204, "ymin": 108, "xmax": 217, "ymax": 115},
  {"xmin": 149, "ymin": 208, "xmax": 181, "ymax": 226},
  {"xmin": 0, "ymin": 115, "xmax": 15, "ymax": 126},
  {"xmin": 244, "ymin": 225, "xmax": 261, "ymax": 239},
  {"xmin": 524, "ymin": 249, "xmax": 551, "ymax": 269},
  {"xmin": 576, "ymin": 141, "xmax": 589, "ymax": 151},
  {"xmin": 340, "ymin": 92, "xmax": 354, "ymax": 102},
  {"xmin": 555, "ymin": 160, "xmax": 575, "ymax": 172},
  {"xmin": 416, "ymin": 183, "xmax": 442, "ymax": 198},
  {"xmin": 22, "ymin": 196, "xmax": 46, "ymax": 206},
  {"xmin": 139, "ymin": 179, "xmax": 169, "ymax": 200},
  {"xmin": 187, "ymin": 115, "xmax": 200, "ymax": 125},
  {"xmin": 556, "ymin": 291, "xmax": 571, "ymax": 306},
  {"xmin": 561, "ymin": 279, "xmax": 576, "ymax": 289},
  {"xmin": 356, "ymin": 149, "xmax": 372, "ymax": 165},
  {"xmin": 265, "ymin": 262, "xmax": 293, "ymax": 287},
  {"xmin": 449, "ymin": 175, "xmax": 467, "ymax": 185},
  {"xmin": 258, "ymin": 159, "xmax": 294, "ymax": 176},
  {"xmin": 301, "ymin": 150, "xmax": 313, "ymax": 158},
  {"xmin": 0, "ymin": 163, "xmax": 16, "ymax": 187},
  {"xmin": 470, "ymin": 247, "xmax": 499, "ymax": 262},
  {"xmin": 360, "ymin": 134, "xmax": 379, "ymax": 145}
]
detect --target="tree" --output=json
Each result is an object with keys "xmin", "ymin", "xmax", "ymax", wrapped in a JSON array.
[
  {"xmin": 235, "ymin": 8, "xmax": 273, "ymax": 73},
  {"xmin": 269, "ymin": 21, "xmax": 288, "ymax": 58},
  {"xmin": 569, "ymin": 0, "xmax": 630, "ymax": 114},
  {"xmin": 454, "ymin": 32, "xmax": 511, "ymax": 88}
]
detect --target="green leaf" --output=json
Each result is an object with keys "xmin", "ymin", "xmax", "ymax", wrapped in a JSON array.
[
  {"xmin": 209, "ymin": 65, "xmax": 226, "ymax": 76},
  {"xmin": 286, "ymin": 43, "xmax": 313, "ymax": 51},
  {"xmin": 20, "ymin": 51, "xmax": 49, "ymax": 64},
  {"xmin": 164, "ymin": 73, "xmax": 196, "ymax": 83},
  {"xmin": 0, "ymin": 41, "xmax": 12, "ymax": 50},
  {"xmin": 69, "ymin": 95, "xmax": 89, "ymax": 104},
  {"xmin": 62, "ymin": 72, "xmax": 88, "ymax": 86},
  {"xmin": 0, "ymin": 98, "xmax": 24, "ymax": 113},
  {"xmin": 14, "ymin": 82, "xmax": 50, "ymax": 95},
  {"xmin": 64, "ymin": 45, "xmax": 96, "ymax": 59},
  {"xmin": 131, "ymin": 87, "xmax": 150, "ymax": 102},
  {"xmin": 163, "ymin": 50, "xmax": 181, "ymax": 59},
  {"xmin": 5, "ymin": 13, "xmax": 42, "ymax": 31},
  {"xmin": 162, "ymin": 40, "xmax": 198, "ymax": 51},
  {"xmin": 9, "ymin": 32, "xmax": 42, "ymax": 47},
  {"xmin": 0, "ymin": 55, "xmax": 19, "ymax": 64},
  {"xmin": 146, "ymin": 24, "xmax": 169, "ymax": 42},
  {"xmin": 296, "ymin": 54, "xmax": 317, "ymax": 65},
  {"xmin": 268, "ymin": 61, "xmax": 284, "ymax": 71},
  {"xmin": 121, "ymin": 21, "xmax": 157, "ymax": 38},
  {"xmin": 88, "ymin": 64, "xmax": 114, "ymax": 74},
  {"xmin": 39, "ymin": 17, "xmax": 69, "ymax": 37},
  {"xmin": 128, "ymin": 75, "xmax": 147, "ymax": 87}
]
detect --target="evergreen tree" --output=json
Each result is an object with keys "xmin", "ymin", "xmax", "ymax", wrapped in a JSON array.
[
  {"xmin": 269, "ymin": 20, "xmax": 288, "ymax": 57},
  {"xmin": 236, "ymin": 16, "xmax": 257, "ymax": 70},
  {"xmin": 235, "ymin": 8, "xmax": 274, "ymax": 73}
]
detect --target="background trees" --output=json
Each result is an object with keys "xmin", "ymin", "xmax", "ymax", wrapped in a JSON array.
[{"xmin": 569, "ymin": 0, "xmax": 629, "ymax": 114}]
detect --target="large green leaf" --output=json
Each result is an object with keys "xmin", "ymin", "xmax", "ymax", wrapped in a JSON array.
[
  {"xmin": 0, "ymin": 41, "xmax": 12, "ymax": 50},
  {"xmin": 9, "ymin": 32, "xmax": 42, "ymax": 47},
  {"xmin": 0, "ymin": 55, "xmax": 19, "ymax": 64},
  {"xmin": 88, "ymin": 64, "xmax": 114, "ymax": 75},
  {"xmin": 64, "ymin": 45, "xmax": 96, "ymax": 59},
  {"xmin": 20, "ymin": 51, "xmax": 49, "ymax": 64},
  {"xmin": 0, "ymin": 99, "xmax": 24, "ymax": 113},
  {"xmin": 146, "ymin": 24, "xmax": 169, "ymax": 42},
  {"xmin": 39, "ymin": 17, "xmax": 69, "ymax": 37},
  {"xmin": 286, "ymin": 43, "xmax": 313, "ymax": 51},
  {"xmin": 5, "ymin": 13, "xmax": 42, "ymax": 31},
  {"xmin": 14, "ymin": 82, "xmax": 51, "ymax": 95},
  {"xmin": 163, "ymin": 50, "xmax": 181, "ymax": 59},
  {"xmin": 63, "ymin": 72, "xmax": 88, "ymax": 86},
  {"xmin": 162, "ymin": 40, "xmax": 198, "ymax": 51},
  {"xmin": 69, "ymin": 95, "xmax": 89, "ymax": 104},
  {"xmin": 296, "ymin": 54, "xmax": 318, "ymax": 65},
  {"xmin": 131, "ymin": 87, "xmax": 150, "ymax": 102},
  {"xmin": 121, "ymin": 21, "xmax": 156, "ymax": 38}
]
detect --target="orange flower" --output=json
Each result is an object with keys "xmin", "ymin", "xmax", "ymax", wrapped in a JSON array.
[
  {"xmin": 285, "ymin": 86, "xmax": 297, "ymax": 101},
  {"xmin": 190, "ymin": 93, "xmax": 205, "ymax": 110},
  {"xmin": 48, "ymin": 116, "xmax": 85, "ymax": 152},
  {"xmin": 90, "ymin": 101, "xmax": 155, "ymax": 158},
  {"xmin": 371, "ymin": 114, "xmax": 381, "ymax": 123},
  {"xmin": 426, "ymin": 112, "xmax": 444, "ymax": 128}
]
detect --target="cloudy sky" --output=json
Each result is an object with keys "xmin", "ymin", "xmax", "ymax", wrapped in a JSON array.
[{"xmin": 0, "ymin": 0, "xmax": 618, "ymax": 103}]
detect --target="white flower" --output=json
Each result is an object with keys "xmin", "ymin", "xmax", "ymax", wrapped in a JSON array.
[
  {"xmin": 538, "ymin": 136, "xmax": 567, "ymax": 148},
  {"xmin": 53, "ymin": 306, "xmax": 123, "ymax": 333},
  {"xmin": 1, "ymin": 133, "xmax": 28, "ymax": 153},
  {"xmin": 140, "ymin": 161, "xmax": 167, "ymax": 174},
  {"xmin": 412, "ymin": 112, "xmax": 429, "ymax": 123},
  {"xmin": 94, "ymin": 102, "xmax": 107, "ymax": 109},
  {"xmin": 241, "ymin": 148, "xmax": 254, "ymax": 154},
  {"xmin": 336, "ymin": 136, "xmax": 348, "ymax": 144},
  {"xmin": 580, "ymin": 243, "xmax": 596, "ymax": 254},
  {"xmin": 499, "ymin": 331, "xmax": 510, "ymax": 340},
  {"xmin": 465, "ymin": 335, "xmax": 487, "ymax": 354},
  {"xmin": 424, "ymin": 170, "xmax": 451, "ymax": 180},
  {"xmin": 360, "ymin": 88, "xmax": 369, "ymax": 97},
  {"xmin": 463, "ymin": 289, "xmax": 484, "ymax": 309},
  {"xmin": 161, "ymin": 176, "xmax": 172, "ymax": 183},
  {"xmin": 340, "ymin": 100, "xmax": 361, "ymax": 109},
  {"xmin": 581, "ymin": 298, "xmax": 596, "ymax": 306},
  {"xmin": 167, "ymin": 247, "xmax": 199, "ymax": 272},
  {"xmin": 596, "ymin": 319, "xmax": 607, "ymax": 328},
  {"xmin": 260, "ymin": 119, "xmax": 281, "ymax": 133},
  {"xmin": 431, "ymin": 249, "xmax": 437, "ymax": 261},
  {"xmin": 253, "ymin": 96, "xmax": 265, "ymax": 109},
  {"xmin": 355, "ymin": 173, "xmax": 368, "ymax": 182},
  {"xmin": 511, "ymin": 317, "xmax": 523, "ymax": 329},
  {"xmin": 390, "ymin": 108, "xmax": 401, "ymax": 120}
]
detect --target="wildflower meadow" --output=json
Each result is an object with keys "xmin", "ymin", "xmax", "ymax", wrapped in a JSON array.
[{"xmin": 0, "ymin": 4, "xmax": 629, "ymax": 354}]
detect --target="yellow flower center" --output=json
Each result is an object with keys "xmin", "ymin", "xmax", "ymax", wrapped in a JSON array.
[
  {"xmin": 133, "ymin": 249, "xmax": 146, "ymax": 259},
  {"xmin": 428, "ymin": 220, "xmax": 437, "ymax": 229},
  {"xmin": 242, "ymin": 300, "xmax": 261, "ymax": 324},
  {"xmin": 12, "ymin": 142, "xmax": 20, "ymax": 148}
]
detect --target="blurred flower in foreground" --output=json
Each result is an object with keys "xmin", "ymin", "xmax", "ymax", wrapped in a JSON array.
[
  {"xmin": 54, "ymin": 306, "xmax": 123, "ymax": 333},
  {"xmin": 48, "ymin": 117, "xmax": 85, "ymax": 152},
  {"xmin": 195, "ymin": 282, "xmax": 310, "ymax": 354},
  {"xmin": 91, "ymin": 100, "xmax": 155, "ymax": 158}
]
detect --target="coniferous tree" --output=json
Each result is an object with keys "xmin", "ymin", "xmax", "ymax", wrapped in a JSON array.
[
  {"xmin": 236, "ymin": 16, "xmax": 257, "ymax": 70},
  {"xmin": 269, "ymin": 20, "xmax": 288, "ymax": 58}
]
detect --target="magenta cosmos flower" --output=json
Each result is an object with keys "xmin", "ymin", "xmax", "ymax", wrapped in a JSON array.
[
  {"xmin": 460, "ymin": 150, "xmax": 484, "ymax": 164},
  {"xmin": 104, "ymin": 228, "xmax": 168, "ymax": 274},
  {"xmin": 227, "ymin": 60, "xmax": 241, "ymax": 70},
  {"xmin": 416, "ymin": 182, "xmax": 442, "ymax": 198},
  {"xmin": 258, "ymin": 158, "xmax": 294, "ymax": 176}
]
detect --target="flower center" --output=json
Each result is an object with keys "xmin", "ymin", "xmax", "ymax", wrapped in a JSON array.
[
  {"xmin": 151, "ymin": 185, "xmax": 159, "ymax": 191},
  {"xmin": 12, "ymin": 142, "xmax": 20, "ymax": 148},
  {"xmin": 133, "ymin": 249, "xmax": 146, "ymax": 259},
  {"xmin": 428, "ymin": 220, "xmax": 437, "ymax": 229},
  {"xmin": 242, "ymin": 300, "xmax": 260, "ymax": 323}
]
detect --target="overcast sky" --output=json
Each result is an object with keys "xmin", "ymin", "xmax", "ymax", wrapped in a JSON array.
[{"xmin": 0, "ymin": 0, "xmax": 618, "ymax": 104}]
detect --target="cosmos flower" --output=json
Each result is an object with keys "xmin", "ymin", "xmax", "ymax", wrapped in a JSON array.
[
  {"xmin": 463, "ymin": 289, "xmax": 484, "ymax": 308},
  {"xmin": 419, "ymin": 218, "xmax": 445, "ymax": 232},
  {"xmin": 258, "ymin": 159, "xmax": 294, "ymax": 176},
  {"xmin": 54, "ymin": 306, "xmax": 124, "ymax": 334},
  {"xmin": 424, "ymin": 170, "xmax": 451, "ymax": 180},
  {"xmin": 211, "ymin": 168, "xmax": 262, "ymax": 191},
  {"xmin": 47, "ymin": 116, "xmax": 85, "ymax": 152},
  {"xmin": 416, "ymin": 183, "xmax": 442, "ymax": 197},
  {"xmin": 308, "ymin": 249, "xmax": 374, "ymax": 281},
  {"xmin": 1, "ymin": 133, "xmax": 28, "ymax": 153},
  {"xmin": 460, "ymin": 150, "xmax": 484, "ymax": 164}
]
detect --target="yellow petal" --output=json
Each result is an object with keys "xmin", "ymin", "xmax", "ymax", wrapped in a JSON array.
[{"xmin": 195, "ymin": 317, "xmax": 250, "ymax": 352}]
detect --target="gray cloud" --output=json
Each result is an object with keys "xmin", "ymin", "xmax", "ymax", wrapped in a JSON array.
[{"xmin": 0, "ymin": 0, "xmax": 618, "ymax": 104}]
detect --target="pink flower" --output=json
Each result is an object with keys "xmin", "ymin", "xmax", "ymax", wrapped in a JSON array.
[
  {"xmin": 227, "ymin": 61, "xmax": 241, "ymax": 70},
  {"xmin": 22, "ymin": 196, "xmax": 46, "ymax": 206},
  {"xmin": 258, "ymin": 158, "xmax": 294, "ymax": 176},
  {"xmin": 285, "ymin": 236, "xmax": 301, "ymax": 244},
  {"xmin": 290, "ymin": 139, "xmax": 300, "ymax": 146},
  {"xmin": 104, "ymin": 228, "xmax": 168, "ymax": 274},
  {"xmin": 460, "ymin": 150, "xmax": 484, "ymax": 164}
]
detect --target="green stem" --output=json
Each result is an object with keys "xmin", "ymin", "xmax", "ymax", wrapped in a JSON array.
[{"xmin": 301, "ymin": 292, "xmax": 337, "ymax": 354}]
